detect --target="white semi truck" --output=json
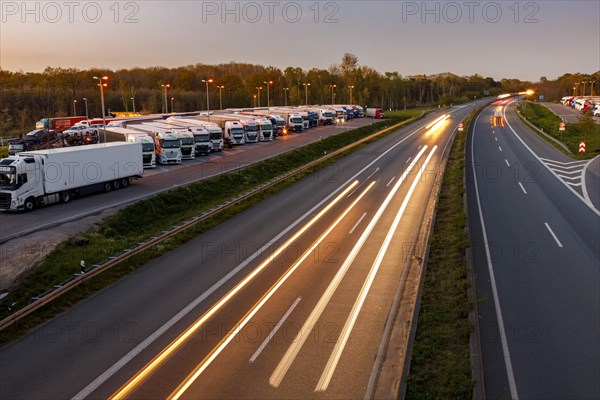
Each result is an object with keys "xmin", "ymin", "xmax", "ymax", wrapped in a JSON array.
[
  {"xmin": 219, "ymin": 114, "xmax": 261, "ymax": 143},
  {"xmin": 267, "ymin": 109, "xmax": 304, "ymax": 133},
  {"xmin": 0, "ymin": 142, "xmax": 143, "ymax": 211},
  {"xmin": 194, "ymin": 115, "xmax": 245, "ymax": 147},
  {"xmin": 130, "ymin": 125, "xmax": 182, "ymax": 164},
  {"xmin": 166, "ymin": 118, "xmax": 224, "ymax": 152},
  {"xmin": 105, "ymin": 127, "xmax": 157, "ymax": 168}
]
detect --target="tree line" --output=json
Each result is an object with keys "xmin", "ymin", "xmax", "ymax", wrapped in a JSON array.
[{"xmin": 1, "ymin": 53, "xmax": 590, "ymax": 136}]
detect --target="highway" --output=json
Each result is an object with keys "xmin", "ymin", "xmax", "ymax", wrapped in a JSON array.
[
  {"xmin": 0, "ymin": 117, "xmax": 375, "ymax": 243},
  {"xmin": 467, "ymin": 100, "xmax": 600, "ymax": 399},
  {"xmin": 0, "ymin": 104, "xmax": 475, "ymax": 399}
]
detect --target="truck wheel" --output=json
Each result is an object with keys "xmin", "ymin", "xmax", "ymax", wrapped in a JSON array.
[
  {"xmin": 60, "ymin": 191, "xmax": 71, "ymax": 203},
  {"xmin": 103, "ymin": 182, "xmax": 112, "ymax": 192},
  {"xmin": 120, "ymin": 178, "xmax": 129, "ymax": 188},
  {"xmin": 113, "ymin": 179, "xmax": 121, "ymax": 190},
  {"xmin": 24, "ymin": 197, "xmax": 36, "ymax": 211}
]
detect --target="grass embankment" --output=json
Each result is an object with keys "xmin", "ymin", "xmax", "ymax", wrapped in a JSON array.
[
  {"xmin": 405, "ymin": 109, "xmax": 477, "ymax": 399},
  {"xmin": 0, "ymin": 112, "xmax": 426, "ymax": 343},
  {"xmin": 517, "ymin": 102, "xmax": 600, "ymax": 159}
]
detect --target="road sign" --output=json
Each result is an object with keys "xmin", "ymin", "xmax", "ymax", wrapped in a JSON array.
[
  {"xmin": 458, "ymin": 123, "xmax": 464, "ymax": 131},
  {"xmin": 559, "ymin": 122, "xmax": 566, "ymax": 131},
  {"xmin": 579, "ymin": 142, "xmax": 586, "ymax": 153}
]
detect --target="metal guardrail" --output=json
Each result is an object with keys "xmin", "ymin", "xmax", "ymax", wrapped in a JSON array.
[{"xmin": 0, "ymin": 113, "xmax": 429, "ymax": 332}]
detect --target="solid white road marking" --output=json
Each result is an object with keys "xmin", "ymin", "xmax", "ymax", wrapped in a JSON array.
[
  {"xmin": 518, "ymin": 182, "xmax": 527, "ymax": 194},
  {"xmin": 73, "ymin": 117, "xmax": 431, "ymax": 400},
  {"xmin": 316, "ymin": 147, "xmax": 438, "ymax": 392},
  {"xmin": 386, "ymin": 176, "xmax": 396, "ymax": 187},
  {"xmin": 349, "ymin": 213, "xmax": 367, "ymax": 234},
  {"xmin": 498, "ymin": 146, "xmax": 503, "ymax": 152},
  {"xmin": 406, "ymin": 157, "xmax": 412, "ymax": 163},
  {"xmin": 544, "ymin": 222, "xmax": 563, "ymax": 248},
  {"xmin": 495, "ymin": 137, "xmax": 498, "ymax": 141},
  {"xmin": 249, "ymin": 298, "xmax": 301, "ymax": 364},
  {"xmin": 505, "ymin": 159, "xmax": 510, "ymax": 167},
  {"xmin": 269, "ymin": 146, "xmax": 429, "ymax": 388},
  {"xmin": 503, "ymin": 103, "xmax": 599, "ymax": 216},
  {"xmin": 471, "ymin": 111, "xmax": 519, "ymax": 400}
]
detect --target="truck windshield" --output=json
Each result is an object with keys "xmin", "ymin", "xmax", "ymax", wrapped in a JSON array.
[
  {"xmin": 162, "ymin": 139, "xmax": 180, "ymax": 148},
  {"xmin": 180, "ymin": 137, "xmax": 194, "ymax": 145},
  {"xmin": 261, "ymin": 124, "xmax": 272, "ymax": 131},
  {"xmin": 0, "ymin": 173, "xmax": 16, "ymax": 190},
  {"xmin": 231, "ymin": 128, "xmax": 244, "ymax": 136},
  {"xmin": 142, "ymin": 143, "xmax": 155, "ymax": 152},
  {"xmin": 195, "ymin": 134, "xmax": 210, "ymax": 142},
  {"xmin": 246, "ymin": 125, "xmax": 258, "ymax": 132},
  {"xmin": 292, "ymin": 117, "xmax": 303, "ymax": 124},
  {"xmin": 209, "ymin": 131, "xmax": 222, "ymax": 140}
]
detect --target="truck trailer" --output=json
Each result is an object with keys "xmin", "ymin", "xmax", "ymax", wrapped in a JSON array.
[
  {"xmin": 166, "ymin": 118, "xmax": 224, "ymax": 152},
  {"xmin": 0, "ymin": 142, "xmax": 143, "ymax": 211}
]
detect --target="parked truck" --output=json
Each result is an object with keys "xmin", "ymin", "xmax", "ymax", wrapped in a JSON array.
[
  {"xmin": 268, "ymin": 109, "xmax": 304, "ymax": 133},
  {"xmin": 129, "ymin": 125, "xmax": 182, "ymax": 164},
  {"xmin": 366, "ymin": 108, "xmax": 386, "ymax": 119},
  {"xmin": 0, "ymin": 142, "xmax": 143, "ymax": 211},
  {"xmin": 35, "ymin": 116, "xmax": 89, "ymax": 133},
  {"xmin": 220, "ymin": 114, "xmax": 261, "ymax": 143},
  {"xmin": 166, "ymin": 118, "xmax": 224, "ymax": 152},
  {"xmin": 194, "ymin": 115, "xmax": 245, "ymax": 147},
  {"xmin": 102, "ymin": 127, "xmax": 157, "ymax": 168}
]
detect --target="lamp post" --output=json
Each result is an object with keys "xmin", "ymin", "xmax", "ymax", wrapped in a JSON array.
[
  {"xmin": 73, "ymin": 99, "xmax": 77, "ymax": 116},
  {"xmin": 264, "ymin": 80, "xmax": 273, "ymax": 107},
  {"xmin": 582, "ymin": 81, "xmax": 587, "ymax": 97},
  {"xmin": 284, "ymin": 87, "xmax": 289, "ymax": 106},
  {"xmin": 83, "ymin": 97, "xmax": 89, "ymax": 120},
  {"xmin": 591, "ymin": 81, "xmax": 596, "ymax": 96},
  {"xmin": 202, "ymin": 78, "xmax": 213, "ymax": 119},
  {"xmin": 303, "ymin": 83, "xmax": 310, "ymax": 106},
  {"xmin": 574, "ymin": 82, "xmax": 579, "ymax": 96},
  {"xmin": 161, "ymin": 84, "xmax": 170, "ymax": 113},
  {"xmin": 330, "ymin": 84, "xmax": 336, "ymax": 105},
  {"xmin": 256, "ymin": 86, "xmax": 262, "ymax": 107},
  {"xmin": 93, "ymin": 76, "xmax": 108, "ymax": 143},
  {"xmin": 171, "ymin": 97, "xmax": 174, "ymax": 113},
  {"xmin": 253, "ymin": 94, "xmax": 257, "ymax": 108},
  {"xmin": 349, "ymin": 85, "xmax": 354, "ymax": 105},
  {"xmin": 217, "ymin": 85, "xmax": 225, "ymax": 109},
  {"xmin": 131, "ymin": 96, "xmax": 136, "ymax": 113}
]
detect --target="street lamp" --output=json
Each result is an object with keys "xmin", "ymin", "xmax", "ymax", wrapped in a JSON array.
[
  {"xmin": 303, "ymin": 83, "xmax": 310, "ymax": 106},
  {"xmin": 73, "ymin": 99, "xmax": 77, "ymax": 116},
  {"xmin": 171, "ymin": 97, "xmax": 175, "ymax": 113},
  {"xmin": 93, "ymin": 76, "xmax": 108, "ymax": 143},
  {"xmin": 284, "ymin": 87, "xmax": 289, "ymax": 106},
  {"xmin": 575, "ymin": 82, "xmax": 579, "ymax": 96},
  {"xmin": 330, "ymin": 84, "xmax": 336, "ymax": 105},
  {"xmin": 253, "ymin": 94, "xmax": 257, "ymax": 108},
  {"xmin": 582, "ymin": 81, "xmax": 587, "ymax": 97},
  {"xmin": 83, "ymin": 97, "xmax": 89, "ymax": 120},
  {"xmin": 591, "ymin": 81, "xmax": 596, "ymax": 96},
  {"xmin": 202, "ymin": 78, "xmax": 213, "ymax": 119},
  {"xmin": 131, "ymin": 96, "xmax": 136, "ymax": 113},
  {"xmin": 256, "ymin": 86, "xmax": 262, "ymax": 107},
  {"xmin": 217, "ymin": 85, "xmax": 225, "ymax": 109},
  {"xmin": 264, "ymin": 80, "xmax": 273, "ymax": 107},
  {"xmin": 349, "ymin": 85, "xmax": 354, "ymax": 105},
  {"xmin": 161, "ymin": 83, "xmax": 170, "ymax": 113}
]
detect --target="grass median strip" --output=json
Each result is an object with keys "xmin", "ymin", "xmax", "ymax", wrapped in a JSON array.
[
  {"xmin": 0, "ymin": 110, "xmax": 428, "ymax": 344},
  {"xmin": 517, "ymin": 102, "xmax": 599, "ymax": 159},
  {"xmin": 405, "ymin": 108, "xmax": 480, "ymax": 399}
]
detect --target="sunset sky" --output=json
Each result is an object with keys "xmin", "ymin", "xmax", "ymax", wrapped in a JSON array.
[{"xmin": 1, "ymin": 0, "xmax": 598, "ymax": 81}]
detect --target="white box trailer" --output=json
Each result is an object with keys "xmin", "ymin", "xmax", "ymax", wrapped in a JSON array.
[{"xmin": 0, "ymin": 142, "xmax": 143, "ymax": 211}]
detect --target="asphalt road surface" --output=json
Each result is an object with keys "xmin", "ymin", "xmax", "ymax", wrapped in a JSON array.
[
  {"xmin": 0, "ymin": 104, "xmax": 477, "ymax": 399},
  {"xmin": 0, "ymin": 118, "xmax": 376, "ymax": 243},
  {"xmin": 467, "ymin": 100, "xmax": 599, "ymax": 399}
]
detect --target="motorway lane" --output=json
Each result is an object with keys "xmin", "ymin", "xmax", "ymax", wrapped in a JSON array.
[
  {"xmin": 0, "ymin": 118, "xmax": 375, "ymax": 243},
  {"xmin": 0, "ymin": 104, "xmax": 475, "ymax": 400},
  {"xmin": 467, "ymin": 101, "xmax": 600, "ymax": 399}
]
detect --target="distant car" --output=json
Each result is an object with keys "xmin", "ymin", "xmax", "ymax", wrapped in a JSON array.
[
  {"xmin": 593, "ymin": 105, "xmax": 600, "ymax": 117},
  {"xmin": 64, "ymin": 125, "xmax": 91, "ymax": 137}
]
